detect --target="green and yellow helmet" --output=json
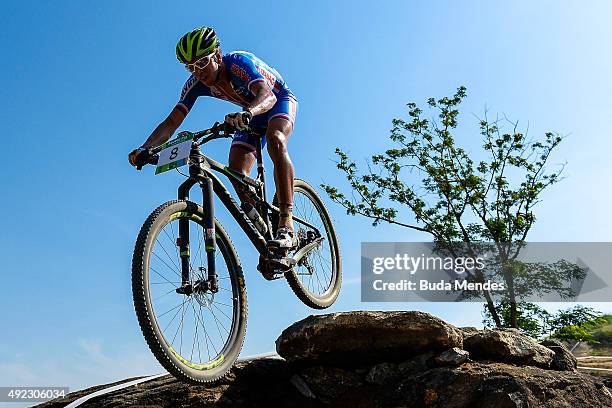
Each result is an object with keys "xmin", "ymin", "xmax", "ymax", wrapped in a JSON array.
[{"xmin": 176, "ymin": 27, "xmax": 219, "ymax": 64}]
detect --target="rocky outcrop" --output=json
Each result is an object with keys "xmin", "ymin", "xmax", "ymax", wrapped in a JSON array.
[
  {"xmin": 35, "ymin": 311, "xmax": 611, "ymax": 408},
  {"xmin": 434, "ymin": 347, "xmax": 470, "ymax": 366},
  {"xmin": 540, "ymin": 338, "xmax": 578, "ymax": 371},
  {"xmin": 276, "ymin": 311, "xmax": 463, "ymax": 365},
  {"xmin": 462, "ymin": 327, "xmax": 555, "ymax": 368}
]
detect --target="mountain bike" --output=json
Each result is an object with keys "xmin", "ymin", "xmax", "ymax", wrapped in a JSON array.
[{"xmin": 131, "ymin": 119, "xmax": 342, "ymax": 384}]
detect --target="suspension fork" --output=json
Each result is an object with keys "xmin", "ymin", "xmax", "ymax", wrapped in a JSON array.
[
  {"xmin": 175, "ymin": 174, "xmax": 218, "ymax": 294},
  {"xmin": 200, "ymin": 175, "xmax": 218, "ymax": 292},
  {"xmin": 177, "ymin": 178, "xmax": 196, "ymax": 290}
]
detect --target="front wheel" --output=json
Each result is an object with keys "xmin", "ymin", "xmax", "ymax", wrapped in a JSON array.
[
  {"xmin": 275, "ymin": 179, "xmax": 342, "ymax": 309},
  {"xmin": 131, "ymin": 200, "xmax": 247, "ymax": 384}
]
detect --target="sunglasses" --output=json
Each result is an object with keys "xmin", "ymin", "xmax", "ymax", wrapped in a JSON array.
[{"xmin": 185, "ymin": 52, "xmax": 217, "ymax": 72}]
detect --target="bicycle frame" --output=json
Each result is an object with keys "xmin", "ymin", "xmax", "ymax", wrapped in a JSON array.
[{"xmin": 174, "ymin": 135, "xmax": 322, "ymax": 292}]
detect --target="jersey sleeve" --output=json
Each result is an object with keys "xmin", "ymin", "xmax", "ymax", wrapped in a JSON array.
[
  {"xmin": 229, "ymin": 53, "xmax": 273, "ymax": 94},
  {"xmin": 176, "ymin": 75, "xmax": 211, "ymax": 115}
]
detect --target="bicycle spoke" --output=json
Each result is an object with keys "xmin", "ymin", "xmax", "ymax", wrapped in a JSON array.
[
  {"xmin": 155, "ymin": 235, "xmax": 181, "ymax": 274},
  {"xmin": 154, "ymin": 287, "xmax": 179, "ymax": 302},
  {"xmin": 163, "ymin": 226, "xmax": 180, "ymax": 263},
  {"xmin": 193, "ymin": 300, "xmax": 212, "ymax": 362},
  {"xmin": 190, "ymin": 300, "xmax": 200, "ymax": 362},
  {"xmin": 161, "ymin": 301, "xmax": 184, "ymax": 334},
  {"xmin": 211, "ymin": 301, "xmax": 233, "ymax": 322},
  {"xmin": 209, "ymin": 303, "xmax": 230, "ymax": 343},
  {"xmin": 199, "ymin": 307, "xmax": 219, "ymax": 356},
  {"xmin": 170, "ymin": 297, "xmax": 188, "ymax": 347},
  {"xmin": 134, "ymin": 201, "xmax": 250, "ymax": 384},
  {"xmin": 150, "ymin": 265, "xmax": 181, "ymax": 285},
  {"xmin": 152, "ymin": 251, "xmax": 181, "ymax": 280},
  {"xmin": 288, "ymin": 187, "xmax": 338, "ymax": 299},
  {"xmin": 158, "ymin": 300, "xmax": 187, "ymax": 319}
]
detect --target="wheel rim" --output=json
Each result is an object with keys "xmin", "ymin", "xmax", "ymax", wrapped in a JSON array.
[
  {"xmin": 145, "ymin": 213, "xmax": 240, "ymax": 371},
  {"xmin": 291, "ymin": 189, "xmax": 337, "ymax": 299}
]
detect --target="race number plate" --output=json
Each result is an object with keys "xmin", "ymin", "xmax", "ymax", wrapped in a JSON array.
[{"xmin": 155, "ymin": 132, "xmax": 194, "ymax": 175}]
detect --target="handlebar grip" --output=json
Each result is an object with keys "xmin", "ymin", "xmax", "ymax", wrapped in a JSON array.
[
  {"xmin": 135, "ymin": 154, "xmax": 158, "ymax": 171},
  {"xmin": 223, "ymin": 122, "xmax": 237, "ymax": 134}
]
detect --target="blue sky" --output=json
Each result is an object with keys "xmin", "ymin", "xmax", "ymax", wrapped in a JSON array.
[{"xmin": 2, "ymin": 0, "xmax": 612, "ymax": 395}]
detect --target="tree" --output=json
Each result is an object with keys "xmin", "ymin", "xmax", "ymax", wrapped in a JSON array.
[
  {"xmin": 549, "ymin": 305, "xmax": 607, "ymax": 344},
  {"xmin": 482, "ymin": 301, "xmax": 551, "ymax": 338},
  {"xmin": 322, "ymin": 87, "xmax": 571, "ymax": 327},
  {"xmin": 482, "ymin": 303, "xmax": 607, "ymax": 341}
]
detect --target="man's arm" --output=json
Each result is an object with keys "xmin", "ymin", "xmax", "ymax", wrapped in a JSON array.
[
  {"xmin": 226, "ymin": 81, "xmax": 277, "ymax": 129},
  {"xmin": 141, "ymin": 106, "xmax": 186, "ymax": 149},
  {"xmin": 246, "ymin": 81, "xmax": 277, "ymax": 116}
]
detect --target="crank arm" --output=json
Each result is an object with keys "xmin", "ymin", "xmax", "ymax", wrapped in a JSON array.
[
  {"xmin": 266, "ymin": 237, "xmax": 325, "ymax": 272},
  {"xmin": 291, "ymin": 237, "xmax": 325, "ymax": 264},
  {"xmin": 268, "ymin": 257, "xmax": 297, "ymax": 271}
]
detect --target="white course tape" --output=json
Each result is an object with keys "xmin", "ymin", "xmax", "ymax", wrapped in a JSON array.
[
  {"xmin": 63, "ymin": 373, "xmax": 167, "ymax": 408},
  {"xmin": 576, "ymin": 356, "xmax": 612, "ymax": 360},
  {"xmin": 577, "ymin": 366, "xmax": 612, "ymax": 372},
  {"xmin": 63, "ymin": 352, "xmax": 280, "ymax": 407}
]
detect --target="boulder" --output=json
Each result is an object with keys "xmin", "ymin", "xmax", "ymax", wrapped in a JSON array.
[
  {"xmin": 365, "ymin": 362, "xmax": 400, "ymax": 385},
  {"xmin": 276, "ymin": 311, "xmax": 463, "ymax": 365},
  {"xmin": 459, "ymin": 326, "xmax": 480, "ymax": 339},
  {"xmin": 36, "ymin": 358, "xmax": 612, "ymax": 408},
  {"xmin": 299, "ymin": 366, "xmax": 363, "ymax": 403},
  {"xmin": 463, "ymin": 328, "xmax": 554, "ymax": 368},
  {"xmin": 434, "ymin": 347, "xmax": 470, "ymax": 366},
  {"xmin": 540, "ymin": 339, "xmax": 578, "ymax": 371},
  {"xmin": 398, "ymin": 352, "xmax": 435, "ymax": 374},
  {"xmin": 389, "ymin": 362, "xmax": 612, "ymax": 408},
  {"xmin": 35, "ymin": 312, "xmax": 611, "ymax": 408}
]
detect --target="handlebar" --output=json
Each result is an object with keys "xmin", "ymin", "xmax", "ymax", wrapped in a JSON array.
[{"xmin": 138, "ymin": 115, "xmax": 256, "ymax": 169}]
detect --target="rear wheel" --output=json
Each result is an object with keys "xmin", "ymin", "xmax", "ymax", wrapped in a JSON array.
[
  {"xmin": 132, "ymin": 200, "xmax": 247, "ymax": 384},
  {"xmin": 275, "ymin": 179, "xmax": 342, "ymax": 309}
]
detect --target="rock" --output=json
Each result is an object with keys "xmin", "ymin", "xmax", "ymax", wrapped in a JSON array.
[
  {"xmin": 365, "ymin": 362, "xmax": 400, "ymax": 385},
  {"xmin": 299, "ymin": 366, "xmax": 363, "ymax": 403},
  {"xmin": 34, "ymin": 358, "xmax": 323, "ymax": 408},
  {"xmin": 463, "ymin": 328, "xmax": 554, "ymax": 368},
  {"xmin": 34, "ymin": 312, "xmax": 611, "ymax": 408},
  {"xmin": 276, "ymin": 311, "xmax": 463, "ymax": 365},
  {"xmin": 35, "ymin": 359, "xmax": 612, "ymax": 408},
  {"xmin": 460, "ymin": 326, "xmax": 480, "ymax": 339},
  {"xmin": 398, "ymin": 352, "xmax": 435, "ymax": 374},
  {"xmin": 434, "ymin": 347, "xmax": 470, "ymax": 366},
  {"xmin": 540, "ymin": 339, "xmax": 578, "ymax": 371},
  {"xmin": 388, "ymin": 362, "xmax": 612, "ymax": 408},
  {"xmin": 289, "ymin": 374, "xmax": 316, "ymax": 399}
]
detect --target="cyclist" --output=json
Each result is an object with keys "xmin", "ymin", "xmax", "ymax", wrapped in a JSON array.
[{"xmin": 129, "ymin": 27, "xmax": 298, "ymax": 249}]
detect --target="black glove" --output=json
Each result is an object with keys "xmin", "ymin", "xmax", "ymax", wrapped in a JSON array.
[
  {"xmin": 128, "ymin": 147, "xmax": 151, "ymax": 169},
  {"xmin": 225, "ymin": 111, "xmax": 252, "ymax": 130}
]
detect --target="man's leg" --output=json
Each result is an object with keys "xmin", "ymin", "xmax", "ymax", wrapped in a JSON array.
[
  {"xmin": 266, "ymin": 117, "xmax": 295, "ymax": 234},
  {"xmin": 228, "ymin": 145, "xmax": 256, "ymax": 204}
]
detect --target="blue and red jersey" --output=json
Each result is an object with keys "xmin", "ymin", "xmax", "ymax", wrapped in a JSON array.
[{"xmin": 176, "ymin": 51, "xmax": 296, "ymax": 115}]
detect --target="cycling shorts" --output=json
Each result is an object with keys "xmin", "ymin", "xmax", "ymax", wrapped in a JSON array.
[{"xmin": 231, "ymin": 95, "xmax": 298, "ymax": 154}]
